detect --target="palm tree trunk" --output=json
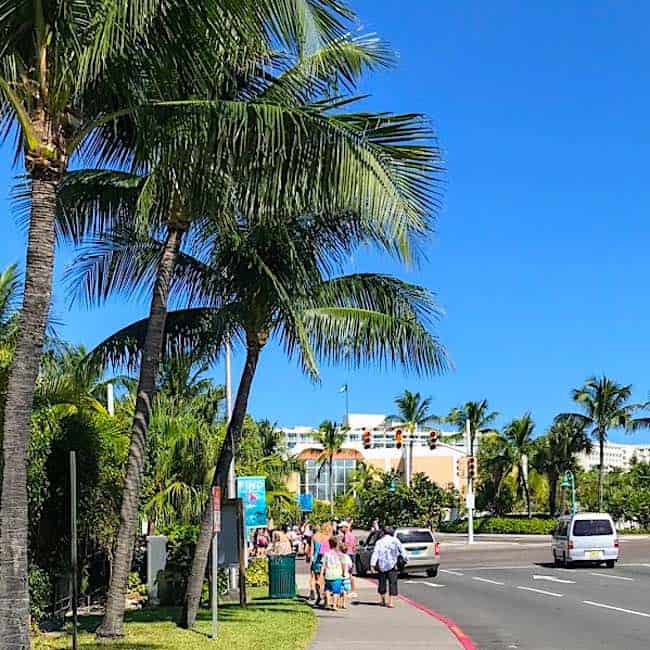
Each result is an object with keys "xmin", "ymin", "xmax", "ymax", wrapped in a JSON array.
[
  {"xmin": 523, "ymin": 475, "xmax": 531, "ymax": 518},
  {"xmin": 0, "ymin": 173, "xmax": 58, "ymax": 649},
  {"xmin": 548, "ymin": 475, "xmax": 557, "ymax": 517},
  {"xmin": 180, "ymin": 337, "xmax": 264, "ymax": 629},
  {"xmin": 329, "ymin": 459, "xmax": 334, "ymax": 516},
  {"xmin": 97, "ymin": 225, "xmax": 184, "ymax": 639},
  {"xmin": 598, "ymin": 433, "xmax": 605, "ymax": 511}
]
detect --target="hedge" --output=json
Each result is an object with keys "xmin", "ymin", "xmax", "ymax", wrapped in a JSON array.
[{"xmin": 439, "ymin": 516, "xmax": 557, "ymax": 535}]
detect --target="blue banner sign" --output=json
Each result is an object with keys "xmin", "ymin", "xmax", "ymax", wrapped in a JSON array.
[
  {"xmin": 237, "ymin": 476, "xmax": 267, "ymax": 529},
  {"xmin": 298, "ymin": 493, "xmax": 314, "ymax": 513}
]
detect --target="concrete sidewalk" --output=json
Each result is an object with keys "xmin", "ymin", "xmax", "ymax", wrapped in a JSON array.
[{"xmin": 296, "ymin": 572, "xmax": 467, "ymax": 649}]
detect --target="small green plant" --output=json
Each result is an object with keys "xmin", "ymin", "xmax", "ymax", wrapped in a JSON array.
[
  {"xmin": 245, "ymin": 557, "xmax": 269, "ymax": 587},
  {"xmin": 29, "ymin": 566, "xmax": 52, "ymax": 626}
]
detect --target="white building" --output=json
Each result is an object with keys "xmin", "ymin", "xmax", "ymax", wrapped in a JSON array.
[{"xmin": 576, "ymin": 441, "xmax": 650, "ymax": 472}]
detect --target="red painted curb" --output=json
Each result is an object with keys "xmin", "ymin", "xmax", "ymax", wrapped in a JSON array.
[{"xmin": 397, "ymin": 593, "xmax": 477, "ymax": 650}]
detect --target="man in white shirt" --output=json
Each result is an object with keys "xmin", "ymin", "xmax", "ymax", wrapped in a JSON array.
[{"xmin": 370, "ymin": 526, "xmax": 407, "ymax": 608}]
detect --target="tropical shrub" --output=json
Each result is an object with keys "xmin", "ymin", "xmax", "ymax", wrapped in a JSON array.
[
  {"xmin": 29, "ymin": 566, "xmax": 52, "ymax": 625},
  {"xmin": 439, "ymin": 516, "xmax": 557, "ymax": 535},
  {"xmin": 245, "ymin": 558, "xmax": 269, "ymax": 588}
]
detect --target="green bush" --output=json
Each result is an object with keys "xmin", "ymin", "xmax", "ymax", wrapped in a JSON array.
[
  {"xmin": 29, "ymin": 566, "xmax": 52, "ymax": 625},
  {"xmin": 245, "ymin": 557, "xmax": 269, "ymax": 587},
  {"xmin": 439, "ymin": 516, "xmax": 556, "ymax": 535}
]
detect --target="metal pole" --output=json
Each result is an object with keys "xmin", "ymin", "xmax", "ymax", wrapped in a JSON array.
[
  {"xmin": 225, "ymin": 341, "xmax": 238, "ymax": 592},
  {"xmin": 211, "ymin": 532, "xmax": 218, "ymax": 639},
  {"xmin": 70, "ymin": 452, "xmax": 78, "ymax": 650},
  {"xmin": 106, "ymin": 383, "xmax": 114, "ymax": 417},
  {"xmin": 466, "ymin": 419, "xmax": 474, "ymax": 545}
]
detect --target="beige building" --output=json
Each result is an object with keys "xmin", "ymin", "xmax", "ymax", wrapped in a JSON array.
[{"xmin": 283, "ymin": 413, "xmax": 469, "ymax": 501}]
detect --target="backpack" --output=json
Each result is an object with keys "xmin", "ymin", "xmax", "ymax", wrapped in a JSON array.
[{"xmin": 323, "ymin": 550, "xmax": 343, "ymax": 581}]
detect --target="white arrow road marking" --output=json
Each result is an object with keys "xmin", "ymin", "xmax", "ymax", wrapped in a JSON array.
[
  {"xmin": 441, "ymin": 569, "xmax": 464, "ymax": 576},
  {"xmin": 533, "ymin": 574, "xmax": 575, "ymax": 584},
  {"xmin": 588, "ymin": 572, "xmax": 634, "ymax": 581},
  {"xmin": 517, "ymin": 586, "xmax": 564, "ymax": 598},
  {"xmin": 424, "ymin": 582, "xmax": 446, "ymax": 588},
  {"xmin": 473, "ymin": 577, "xmax": 504, "ymax": 586},
  {"xmin": 583, "ymin": 601, "xmax": 650, "ymax": 618}
]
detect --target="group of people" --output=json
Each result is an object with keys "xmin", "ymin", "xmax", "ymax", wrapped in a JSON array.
[
  {"xmin": 250, "ymin": 524, "xmax": 303, "ymax": 557},
  {"xmin": 305, "ymin": 519, "xmax": 408, "ymax": 610},
  {"xmin": 305, "ymin": 518, "xmax": 358, "ymax": 610}
]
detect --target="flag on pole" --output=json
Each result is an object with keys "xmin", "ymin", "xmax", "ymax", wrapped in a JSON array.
[{"xmin": 339, "ymin": 384, "xmax": 348, "ymax": 393}]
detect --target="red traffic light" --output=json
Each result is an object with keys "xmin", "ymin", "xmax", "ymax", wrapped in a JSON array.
[
  {"xmin": 362, "ymin": 430, "xmax": 372, "ymax": 450},
  {"xmin": 467, "ymin": 456, "xmax": 476, "ymax": 479},
  {"xmin": 428, "ymin": 430, "xmax": 438, "ymax": 450},
  {"xmin": 395, "ymin": 429, "xmax": 403, "ymax": 449}
]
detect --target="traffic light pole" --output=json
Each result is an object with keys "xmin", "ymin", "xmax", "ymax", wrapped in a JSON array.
[{"xmin": 466, "ymin": 419, "xmax": 475, "ymax": 545}]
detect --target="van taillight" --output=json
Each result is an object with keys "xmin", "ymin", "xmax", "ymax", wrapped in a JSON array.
[
  {"xmin": 434, "ymin": 542, "xmax": 440, "ymax": 556},
  {"xmin": 568, "ymin": 541, "xmax": 574, "ymax": 550},
  {"xmin": 614, "ymin": 539, "xmax": 619, "ymax": 548}
]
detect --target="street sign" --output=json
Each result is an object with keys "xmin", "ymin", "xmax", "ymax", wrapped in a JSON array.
[
  {"xmin": 237, "ymin": 476, "xmax": 267, "ymax": 529},
  {"xmin": 298, "ymin": 493, "xmax": 314, "ymax": 512},
  {"xmin": 212, "ymin": 486, "xmax": 222, "ymax": 533}
]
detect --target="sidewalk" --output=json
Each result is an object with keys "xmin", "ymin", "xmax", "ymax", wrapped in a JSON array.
[{"xmin": 296, "ymin": 571, "xmax": 469, "ymax": 649}]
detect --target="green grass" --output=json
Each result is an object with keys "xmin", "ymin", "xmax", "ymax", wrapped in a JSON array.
[{"xmin": 33, "ymin": 590, "xmax": 316, "ymax": 650}]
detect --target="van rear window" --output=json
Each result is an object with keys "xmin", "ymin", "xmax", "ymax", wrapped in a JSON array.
[
  {"xmin": 397, "ymin": 531, "xmax": 434, "ymax": 544},
  {"xmin": 572, "ymin": 520, "xmax": 613, "ymax": 536}
]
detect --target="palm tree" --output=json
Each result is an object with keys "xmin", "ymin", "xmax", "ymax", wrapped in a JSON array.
[
  {"xmin": 0, "ymin": 3, "xmax": 236, "ymax": 641},
  {"xmin": 86, "ymin": 210, "xmax": 448, "ymax": 627},
  {"xmin": 559, "ymin": 376, "xmax": 650, "ymax": 511},
  {"xmin": 258, "ymin": 419, "xmax": 286, "ymax": 457},
  {"xmin": 0, "ymin": 264, "xmax": 21, "ymax": 427},
  {"xmin": 313, "ymin": 420, "xmax": 347, "ymax": 514},
  {"xmin": 500, "ymin": 414, "xmax": 535, "ymax": 518},
  {"xmin": 533, "ymin": 416, "xmax": 591, "ymax": 516},
  {"xmin": 387, "ymin": 390, "xmax": 438, "ymax": 433},
  {"xmin": 446, "ymin": 399, "xmax": 499, "ymax": 455}
]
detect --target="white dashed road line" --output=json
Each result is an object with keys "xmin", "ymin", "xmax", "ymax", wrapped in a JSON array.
[
  {"xmin": 440, "ymin": 569, "xmax": 464, "ymax": 576},
  {"xmin": 473, "ymin": 577, "xmax": 505, "ymax": 586},
  {"xmin": 583, "ymin": 601, "xmax": 650, "ymax": 618},
  {"xmin": 533, "ymin": 574, "xmax": 575, "ymax": 584},
  {"xmin": 424, "ymin": 582, "xmax": 446, "ymax": 588},
  {"xmin": 517, "ymin": 586, "xmax": 564, "ymax": 598},
  {"xmin": 588, "ymin": 572, "xmax": 634, "ymax": 581}
]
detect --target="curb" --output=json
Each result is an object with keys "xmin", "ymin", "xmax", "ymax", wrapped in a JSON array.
[{"xmin": 397, "ymin": 593, "xmax": 477, "ymax": 650}]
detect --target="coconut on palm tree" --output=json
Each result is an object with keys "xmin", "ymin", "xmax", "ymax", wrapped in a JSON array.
[
  {"xmin": 559, "ymin": 376, "xmax": 650, "ymax": 511},
  {"xmin": 313, "ymin": 420, "xmax": 347, "ymax": 514},
  {"xmin": 500, "ymin": 414, "xmax": 535, "ymax": 518}
]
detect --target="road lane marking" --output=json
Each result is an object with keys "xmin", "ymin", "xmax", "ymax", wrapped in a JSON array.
[
  {"xmin": 446, "ymin": 566, "xmax": 532, "ymax": 571},
  {"xmin": 533, "ymin": 575, "xmax": 575, "ymax": 584},
  {"xmin": 441, "ymin": 569, "xmax": 464, "ymax": 576},
  {"xmin": 424, "ymin": 582, "xmax": 446, "ymax": 588},
  {"xmin": 588, "ymin": 572, "xmax": 634, "ymax": 581},
  {"xmin": 517, "ymin": 586, "xmax": 564, "ymax": 598},
  {"xmin": 583, "ymin": 601, "xmax": 650, "ymax": 618},
  {"xmin": 473, "ymin": 577, "xmax": 504, "ymax": 586}
]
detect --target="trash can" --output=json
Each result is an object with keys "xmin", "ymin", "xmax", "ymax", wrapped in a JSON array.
[{"xmin": 268, "ymin": 554, "xmax": 296, "ymax": 599}]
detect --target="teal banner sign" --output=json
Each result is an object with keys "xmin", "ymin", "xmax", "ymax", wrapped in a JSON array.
[
  {"xmin": 298, "ymin": 494, "xmax": 314, "ymax": 513},
  {"xmin": 237, "ymin": 476, "xmax": 267, "ymax": 529}
]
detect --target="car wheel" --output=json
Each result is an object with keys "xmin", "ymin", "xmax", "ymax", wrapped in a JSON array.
[
  {"xmin": 606, "ymin": 560, "xmax": 616, "ymax": 569},
  {"xmin": 426, "ymin": 567, "xmax": 439, "ymax": 578}
]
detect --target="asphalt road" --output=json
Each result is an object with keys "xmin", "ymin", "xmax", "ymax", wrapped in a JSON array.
[{"xmin": 398, "ymin": 534, "xmax": 650, "ymax": 650}]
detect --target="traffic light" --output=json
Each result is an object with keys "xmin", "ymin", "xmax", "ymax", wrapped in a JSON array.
[
  {"xmin": 428, "ymin": 430, "xmax": 438, "ymax": 450},
  {"xmin": 467, "ymin": 456, "xmax": 476, "ymax": 480},
  {"xmin": 456, "ymin": 457, "xmax": 467, "ymax": 479},
  {"xmin": 395, "ymin": 429, "xmax": 403, "ymax": 449},
  {"xmin": 362, "ymin": 430, "xmax": 372, "ymax": 450}
]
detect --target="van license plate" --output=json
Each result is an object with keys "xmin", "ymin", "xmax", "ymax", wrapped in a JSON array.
[
  {"xmin": 410, "ymin": 550, "xmax": 422, "ymax": 556},
  {"xmin": 586, "ymin": 550, "xmax": 602, "ymax": 559}
]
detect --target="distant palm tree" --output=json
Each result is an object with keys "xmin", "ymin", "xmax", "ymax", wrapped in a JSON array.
[
  {"xmin": 533, "ymin": 416, "xmax": 592, "ymax": 516},
  {"xmin": 559, "ymin": 376, "xmax": 650, "ymax": 511},
  {"xmin": 500, "ymin": 414, "xmax": 535, "ymax": 518},
  {"xmin": 313, "ymin": 420, "xmax": 347, "ymax": 515},
  {"xmin": 446, "ymin": 399, "xmax": 499, "ymax": 454},
  {"xmin": 387, "ymin": 390, "xmax": 439, "ymax": 433},
  {"xmin": 258, "ymin": 419, "xmax": 286, "ymax": 457}
]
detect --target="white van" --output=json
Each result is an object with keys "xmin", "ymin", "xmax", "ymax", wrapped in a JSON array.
[{"xmin": 552, "ymin": 513, "xmax": 619, "ymax": 568}]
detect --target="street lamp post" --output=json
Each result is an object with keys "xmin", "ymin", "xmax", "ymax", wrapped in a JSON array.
[{"xmin": 560, "ymin": 470, "xmax": 577, "ymax": 515}]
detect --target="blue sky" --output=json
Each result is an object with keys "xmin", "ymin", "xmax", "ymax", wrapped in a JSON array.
[{"xmin": 2, "ymin": 1, "xmax": 650, "ymax": 441}]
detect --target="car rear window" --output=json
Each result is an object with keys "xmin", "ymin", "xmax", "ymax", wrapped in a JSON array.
[
  {"xmin": 397, "ymin": 531, "xmax": 434, "ymax": 544},
  {"xmin": 572, "ymin": 519, "xmax": 613, "ymax": 536}
]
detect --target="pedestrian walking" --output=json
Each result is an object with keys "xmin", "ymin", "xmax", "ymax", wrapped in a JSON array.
[
  {"xmin": 269, "ymin": 528, "xmax": 292, "ymax": 555},
  {"xmin": 339, "ymin": 542, "xmax": 353, "ymax": 609},
  {"xmin": 338, "ymin": 520, "xmax": 358, "ymax": 597},
  {"xmin": 320, "ymin": 536, "xmax": 344, "ymax": 611},
  {"xmin": 371, "ymin": 518, "xmax": 380, "ymax": 532},
  {"xmin": 370, "ymin": 526, "xmax": 408, "ymax": 608},
  {"xmin": 309, "ymin": 523, "xmax": 332, "ymax": 605}
]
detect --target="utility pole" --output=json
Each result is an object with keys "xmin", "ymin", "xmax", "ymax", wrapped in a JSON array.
[
  {"xmin": 466, "ymin": 419, "xmax": 475, "ymax": 545},
  {"xmin": 70, "ymin": 452, "xmax": 78, "ymax": 650},
  {"xmin": 225, "ymin": 340, "xmax": 237, "ymax": 592}
]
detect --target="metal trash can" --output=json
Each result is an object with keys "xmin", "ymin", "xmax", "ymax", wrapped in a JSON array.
[{"xmin": 268, "ymin": 554, "xmax": 296, "ymax": 599}]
